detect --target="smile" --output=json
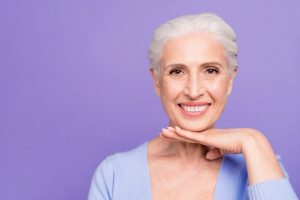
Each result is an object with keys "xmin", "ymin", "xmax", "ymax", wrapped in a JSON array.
[
  {"xmin": 178, "ymin": 102, "xmax": 210, "ymax": 117},
  {"xmin": 181, "ymin": 105, "xmax": 208, "ymax": 112}
]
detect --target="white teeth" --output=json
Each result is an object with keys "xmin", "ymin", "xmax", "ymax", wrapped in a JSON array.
[{"xmin": 182, "ymin": 105, "xmax": 208, "ymax": 113}]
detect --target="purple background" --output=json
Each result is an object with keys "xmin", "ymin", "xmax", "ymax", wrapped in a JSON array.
[{"xmin": 0, "ymin": 0, "xmax": 299, "ymax": 199}]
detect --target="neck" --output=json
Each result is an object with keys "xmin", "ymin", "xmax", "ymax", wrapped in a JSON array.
[
  {"xmin": 168, "ymin": 121, "xmax": 216, "ymax": 159},
  {"xmin": 150, "ymin": 122, "xmax": 217, "ymax": 161},
  {"xmin": 149, "ymin": 136, "xmax": 210, "ymax": 163},
  {"xmin": 175, "ymin": 140, "xmax": 209, "ymax": 159}
]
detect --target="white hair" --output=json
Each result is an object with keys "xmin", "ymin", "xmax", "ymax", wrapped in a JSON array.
[{"xmin": 148, "ymin": 13, "xmax": 238, "ymax": 74}]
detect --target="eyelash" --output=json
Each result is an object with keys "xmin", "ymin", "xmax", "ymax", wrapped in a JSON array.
[
  {"xmin": 169, "ymin": 67, "xmax": 220, "ymax": 76},
  {"xmin": 169, "ymin": 68, "xmax": 184, "ymax": 76},
  {"xmin": 205, "ymin": 67, "xmax": 220, "ymax": 74}
]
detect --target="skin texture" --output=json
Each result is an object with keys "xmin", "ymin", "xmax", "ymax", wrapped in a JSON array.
[
  {"xmin": 151, "ymin": 32, "xmax": 235, "ymax": 132},
  {"xmin": 148, "ymin": 32, "xmax": 284, "ymax": 200}
]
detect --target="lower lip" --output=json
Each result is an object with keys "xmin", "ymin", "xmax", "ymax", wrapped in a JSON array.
[{"xmin": 178, "ymin": 104, "xmax": 209, "ymax": 118}]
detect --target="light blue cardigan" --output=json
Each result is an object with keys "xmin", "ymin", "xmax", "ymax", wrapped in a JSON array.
[{"xmin": 88, "ymin": 141, "xmax": 298, "ymax": 200}]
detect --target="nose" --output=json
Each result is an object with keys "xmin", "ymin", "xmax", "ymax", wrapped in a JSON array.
[{"xmin": 183, "ymin": 74, "xmax": 205, "ymax": 99}]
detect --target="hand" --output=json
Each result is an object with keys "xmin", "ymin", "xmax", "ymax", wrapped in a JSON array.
[
  {"xmin": 160, "ymin": 126, "xmax": 285, "ymax": 184},
  {"xmin": 160, "ymin": 126, "xmax": 258, "ymax": 160}
]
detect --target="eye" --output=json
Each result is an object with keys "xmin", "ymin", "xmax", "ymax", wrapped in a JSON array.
[
  {"xmin": 169, "ymin": 68, "xmax": 184, "ymax": 76},
  {"xmin": 205, "ymin": 67, "xmax": 220, "ymax": 75}
]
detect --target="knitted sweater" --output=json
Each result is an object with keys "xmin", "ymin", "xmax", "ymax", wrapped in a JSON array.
[{"xmin": 88, "ymin": 141, "xmax": 298, "ymax": 200}]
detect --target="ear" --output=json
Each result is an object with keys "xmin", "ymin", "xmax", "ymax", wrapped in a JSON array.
[
  {"xmin": 227, "ymin": 68, "xmax": 238, "ymax": 96},
  {"xmin": 150, "ymin": 67, "xmax": 161, "ymax": 96}
]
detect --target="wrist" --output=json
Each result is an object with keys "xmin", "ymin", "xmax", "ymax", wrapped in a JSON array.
[
  {"xmin": 241, "ymin": 129, "xmax": 284, "ymax": 185},
  {"xmin": 241, "ymin": 129, "xmax": 265, "ymax": 153}
]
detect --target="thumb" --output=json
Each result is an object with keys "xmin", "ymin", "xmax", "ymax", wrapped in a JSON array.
[{"xmin": 205, "ymin": 148, "xmax": 223, "ymax": 160}]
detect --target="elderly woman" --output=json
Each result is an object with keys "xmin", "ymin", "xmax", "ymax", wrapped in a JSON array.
[{"xmin": 88, "ymin": 13, "xmax": 297, "ymax": 200}]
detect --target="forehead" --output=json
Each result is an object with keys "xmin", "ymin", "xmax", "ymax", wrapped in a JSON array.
[{"xmin": 161, "ymin": 32, "xmax": 228, "ymax": 68}]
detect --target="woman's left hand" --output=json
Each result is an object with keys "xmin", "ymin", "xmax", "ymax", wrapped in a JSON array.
[
  {"xmin": 161, "ymin": 126, "xmax": 259, "ymax": 160},
  {"xmin": 160, "ymin": 126, "xmax": 285, "ymax": 185}
]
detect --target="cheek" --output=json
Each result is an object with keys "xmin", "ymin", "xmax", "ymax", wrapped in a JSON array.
[
  {"xmin": 160, "ymin": 79, "xmax": 184, "ymax": 100},
  {"xmin": 206, "ymin": 80, "xmax": 229, "ymax": 102}
]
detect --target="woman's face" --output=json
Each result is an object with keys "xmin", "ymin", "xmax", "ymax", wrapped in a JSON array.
[{"xmin": 151, "ymin": 32, "xmax": 237, "ymax": 131}]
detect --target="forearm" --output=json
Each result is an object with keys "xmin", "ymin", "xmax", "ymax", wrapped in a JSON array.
[{"xmin": 242, "ymin": 131, "xmax": 284, "ymax": 185}]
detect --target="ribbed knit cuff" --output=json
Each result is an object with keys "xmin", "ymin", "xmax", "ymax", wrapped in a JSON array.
[{"xmin": 247, "ymin": 178, "xmax": 298, "ymax": 200}]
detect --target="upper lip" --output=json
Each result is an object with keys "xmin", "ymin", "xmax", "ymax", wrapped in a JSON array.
[{"xmin": 179, "ymin": 102, "xmax": 211, "ymax": 106}]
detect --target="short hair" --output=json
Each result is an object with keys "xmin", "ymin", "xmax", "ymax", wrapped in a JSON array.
[{"xmin": 148, "ymin": 13, "xmax": 238, "ymax": 74}]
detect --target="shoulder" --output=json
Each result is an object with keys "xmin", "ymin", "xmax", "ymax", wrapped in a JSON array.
[
  {"xmin": 103, "ymin": 141, "xmax": 148, "ymax": 170},
  {"xmin": 94, "ymin": 141, "xmax": 148, "ymax": 177},
  {"xmin": 88, "ymin": 141, "xmax": 149, "ymax": 200}
]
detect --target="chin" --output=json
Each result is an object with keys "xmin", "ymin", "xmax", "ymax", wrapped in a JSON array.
[
  {"xmin": 175, "ymin": 120, "xmax": 215, "ymax": 132},
  {"xmin": 182, "ymin": 125, "xmax": 210, "ymax": 132}
]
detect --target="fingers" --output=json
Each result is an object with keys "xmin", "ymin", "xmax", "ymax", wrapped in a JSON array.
[
  {"xmin": 160, "ymin": 127, "xmax": 225, "ymax": 161},
  {"xmin": 160, "ymin": 126, "xmax": 209, "ymax": 144},
  {"xmin": 160, "ymin": 126, "xmax": 243, "ymax": 159},
  {"xmin": 174, "ymin": 126, "xmax": 213, "ymax": 146},
  {"xmin": 159, "ymin": 132, "xmax": 178, "ymax": 142},
  {"xmin": 162, "ymin": 128, "xmax": 198, "ymax": 143},
  {"xmin": 160, "ymin": 126, "xmax": 238, "ymax": 149},
  {"xmin": 175, "ymin": 126, "xmax": 236, "ymax": 148},
  {"xmin": 160, "ymin": 127, "xmax": 197, "ymax": 143}
]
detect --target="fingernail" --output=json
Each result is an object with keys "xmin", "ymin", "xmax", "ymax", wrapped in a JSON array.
[
  {"xmin": 167, "ymin": 126, "xmax": 175, "ymax": 131},
  {"xmin": 162, "ymin": 128, "xmax": 168, "ymax": 132},
  {"xmin": 175, "ymin": 126, "xmax": 181, "ymax": 130}
]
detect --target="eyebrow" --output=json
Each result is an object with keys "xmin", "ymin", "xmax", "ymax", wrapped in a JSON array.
[{"xmin": 164, "ymin": 62, "xmax": 224, "ymax": 69}]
